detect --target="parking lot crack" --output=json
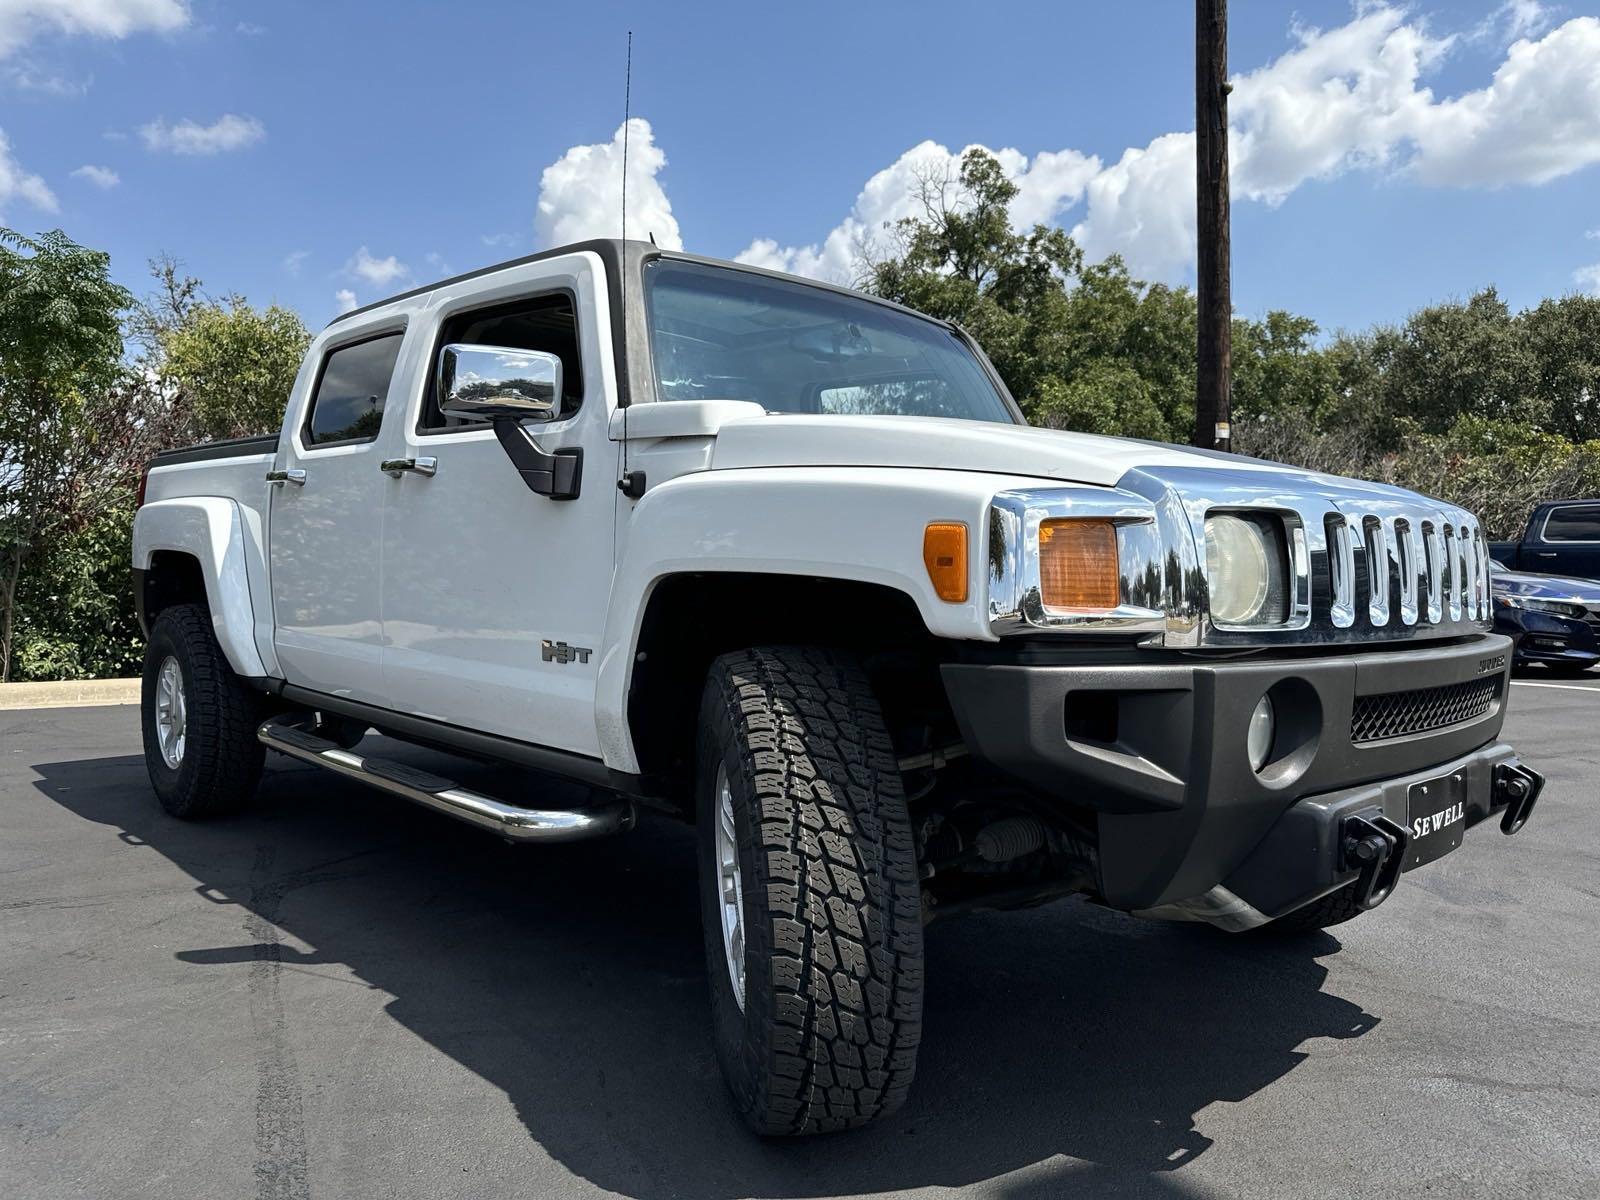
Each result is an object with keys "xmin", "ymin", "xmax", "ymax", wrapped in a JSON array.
[{"xmin": 246, "ymin": 844, "xmax": 312, "ymax": 1200}]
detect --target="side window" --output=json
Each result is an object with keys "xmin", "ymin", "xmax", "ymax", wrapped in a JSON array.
[
  {"xmin": 1541, "ymin": 506, "xmax": 1600, "ymax": 543},
  {"xmin": 304, "ymin": 333, "xmax": 404, "ymax": 447},
  {"xmin": 422, "ymin": 293, "xmax": 583, "ymax": 432}
]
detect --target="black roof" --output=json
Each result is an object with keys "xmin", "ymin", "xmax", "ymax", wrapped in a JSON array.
[{"xmin": 324, "ymin": 238, "xmax": 940, "ymax": 330}]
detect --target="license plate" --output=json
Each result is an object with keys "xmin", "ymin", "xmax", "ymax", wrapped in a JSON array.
[{"xmin": 1405, "ymin": 772, "xmax": 1467, "ymax": 869}]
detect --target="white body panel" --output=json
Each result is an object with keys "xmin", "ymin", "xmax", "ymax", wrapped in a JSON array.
[
  {"xmin": 377, "ymin": 252, "xmax": 619, "ymax": 754},
  {"xmin": 708, "ymin": 413, "xmax": 1290, "ymax": 487},
  {"xmin": 266, "ymin": 313, "xmax": 411, "ymax": 706},
  {"xmin": 593, "ymin": 465, "xmax": 1071, "ymax": 771},
  {"xmin": 138, "ymin": 450, "xmax": 280, "ymax": 675},
  {"xmin": 133, "ymin": 495, "xmax": 273, "ymax": 678}
]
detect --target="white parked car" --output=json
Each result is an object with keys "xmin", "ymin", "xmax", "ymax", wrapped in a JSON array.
[{"xmin": 133, "ymin": 240, "xmax": 1544, "ymax": 1134}]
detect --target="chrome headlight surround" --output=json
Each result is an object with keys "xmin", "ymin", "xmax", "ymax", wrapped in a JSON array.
[
  {"xmin": 988, "ymin": 465, "xmax": 1494, "ymax": 647},
  {"xmin": 1204, "ymin": 509, "xmax": 1298, "ymax": 630},
  {"xmin": 987, "ymin": 487, "xmax": 1166, "ymax": 637}
]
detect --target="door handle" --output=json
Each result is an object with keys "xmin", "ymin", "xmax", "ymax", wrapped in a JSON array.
[
  {"xmin": 266, "ymin": 469, "xmax": 306, "ymax": 486},
  {"xmin": 1536, "ymin": 551, "xmax": 1558, "ymax": 558},
  {"xmin": 380, "ymin": 456, "xmax": 438, "ymax": 478}
]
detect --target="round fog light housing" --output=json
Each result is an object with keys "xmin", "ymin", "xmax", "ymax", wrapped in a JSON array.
[{"xmin": 1247, "ymin": 695, "xmax": 1276, "ymax": 773}]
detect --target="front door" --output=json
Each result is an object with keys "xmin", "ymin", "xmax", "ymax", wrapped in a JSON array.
[
  {"xmin": 268, "ymin": 324, "xmax": 408, "ymax": 705},
  {"xmin": 378, "ymin": 256, "xmax": 618, "ymax": 756}
]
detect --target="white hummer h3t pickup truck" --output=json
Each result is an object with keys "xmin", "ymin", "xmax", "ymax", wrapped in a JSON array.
[{"xmin": 133, "ymin": 239, "xmax": 1544, "ymax": 1135}]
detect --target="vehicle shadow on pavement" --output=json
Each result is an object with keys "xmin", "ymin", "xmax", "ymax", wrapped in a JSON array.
[{"xmin": 33, "ymin": 748, "xmax": 1377, "ymax": 1200}]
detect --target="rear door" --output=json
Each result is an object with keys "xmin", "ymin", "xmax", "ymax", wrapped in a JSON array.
[
  {"xmin": 268, "ymin": 321, "xmax": 409, "ymax": 704},
  {"xmin": 1530, "ymin": 503, "xmax": 1600, "ymax": 579}
]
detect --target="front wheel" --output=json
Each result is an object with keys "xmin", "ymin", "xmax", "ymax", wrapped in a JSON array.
[
  {"xmin": 141, "ymin": 603, "xmax": 265, "ymax": 818},
  {"xmin": 696, "ymin": 646, "xmax": 925, "ymax": 1135},
  {"xmin": 1259, "ymin": 883, "xmax": 1366, "ymax": 934}
]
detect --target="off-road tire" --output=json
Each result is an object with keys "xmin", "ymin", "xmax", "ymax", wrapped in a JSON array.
[
  {"xmin": 142, "ymin": 603, "xmax": 265, "ymax": 818},
  {"xmin": 1261, "ymin": 883, "xmax": 1365, "ymax": 933},
  {"xmin": 696, "ymin": 646, "xmax": 924, "ymax": 1136}
]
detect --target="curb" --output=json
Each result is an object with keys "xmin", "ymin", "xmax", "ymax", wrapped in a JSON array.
[{"xmin": 0, "ymin": 679, "xmax": 141, "ymax": 710}]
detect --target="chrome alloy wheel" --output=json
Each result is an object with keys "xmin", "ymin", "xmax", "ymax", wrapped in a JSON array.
[
  {"xmin": 714, "ymin": 763, "xmax": 747, "ymax": 1012},
  {"xmin": 154, "ymin": 655, "xmax": 188, "ymax": 770}
]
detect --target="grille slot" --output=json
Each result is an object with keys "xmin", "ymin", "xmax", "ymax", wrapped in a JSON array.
[{"xmin": 1350, "ymin": 677, "xmax": 1500, "ymax": 744}]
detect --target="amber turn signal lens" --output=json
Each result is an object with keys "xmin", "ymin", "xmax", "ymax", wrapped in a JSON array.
[
  {"xmin": 1039, "ymin": 519, "xmax": 1120, "ymax": 610},
  {"xmin": 923, "ymin": 523, "xmax": 969, "ymax": 603}
]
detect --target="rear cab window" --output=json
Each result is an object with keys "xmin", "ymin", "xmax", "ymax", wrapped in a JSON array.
[
  {"xmin": 1540, "ymin": 505, "xmax": 1600, "ymax": 543},
  {"xmin": 303, "ymin": 332, "xmax": 405, "ymax": 448}
]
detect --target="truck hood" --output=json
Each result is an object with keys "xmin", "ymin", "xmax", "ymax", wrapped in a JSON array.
[{"xmin": 708, "ymin": 413, "xmax": 1303, "ymax": 489}]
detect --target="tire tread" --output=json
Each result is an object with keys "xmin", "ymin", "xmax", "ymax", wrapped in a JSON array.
[
  {"xmin": 704, "ymin": 645, "xmax": 924, "ymax": 1135},
  {"xmin": 142, "ymin": 603, "xmax": 264, "ymax": 818}
]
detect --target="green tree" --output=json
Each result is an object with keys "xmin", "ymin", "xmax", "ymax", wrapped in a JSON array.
[
  {"xmin": 161, "ymin": 299, "xmax": 310, "ymax": 439},
  {"xmin": 1521, "ymin": 294, "xmax": 1600, "ymax": 443},
  {"xmin": 0, "ymin": 229, "xmax": 132, "ymax": 680},
  {"xmin": 1231, "ymin": 310, "xmax": 1340, "ymax": 421},
  {"xmin": 862, "ymin": 148, "xmax": 1198, "ymax": 439},
  {"xmin": 1387, "ymin": 288, "xmax": 1542, "ymax": 433}
]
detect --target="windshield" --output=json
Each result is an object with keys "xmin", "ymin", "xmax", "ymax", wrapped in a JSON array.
[{"xmin": 643, "ymin": 259, "xmax": 1017, "ymax": 424}]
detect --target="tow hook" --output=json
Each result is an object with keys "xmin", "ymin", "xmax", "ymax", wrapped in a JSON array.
[
  {"xmin": 1494, "ymin": 761, "xmax": 1545, "ymax": 835},
  {"xmin": 1341, "ymin": 811, "xmax": 1411, "ymax": 910}
]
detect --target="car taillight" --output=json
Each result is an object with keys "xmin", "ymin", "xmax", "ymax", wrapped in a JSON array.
[{"xmin": 136, "ymin": 466, "xmax": 150, "ymax": 508}]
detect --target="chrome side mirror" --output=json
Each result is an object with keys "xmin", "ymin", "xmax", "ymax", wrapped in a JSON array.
[{"xmin": 438, "ymin": 343, "xmax": 563, "ymax": 423}]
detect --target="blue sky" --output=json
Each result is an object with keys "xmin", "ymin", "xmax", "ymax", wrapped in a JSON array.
[{"xmin": 2, "ymin": 0, "xmax": 1598, "ymax": 335}]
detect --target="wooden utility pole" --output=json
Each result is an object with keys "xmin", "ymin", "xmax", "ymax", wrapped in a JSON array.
[{"xmin": 1195, "ymin": 0, "xmax": 1232, "ymax": 451}]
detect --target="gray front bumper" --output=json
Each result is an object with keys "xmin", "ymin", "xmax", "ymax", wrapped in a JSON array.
[{"xmin": 941, "ymin": 634, "xmax": 1520, "ymax": 911}]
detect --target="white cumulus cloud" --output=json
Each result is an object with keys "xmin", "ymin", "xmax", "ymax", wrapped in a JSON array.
[
  {"xmin": 334, "ymin": 288, "xmax": 358, "ymax": 314},
  {"xmin": 736, "ymin": 140, "xmax": 1101, "ymax": 284},
  {"xmin": 282, "ymin": 248, "xmax": 309, "ymax": 275},
  {"xmin": 0, "ymin": 0, "xmax": 187, "ymax": 59},
  {"xmin": 139, "ymin": 113, "xmax": 264, "ymax": 155},
  {"xmin": 535, "ymin": 117, "xmax": 681, "ymax": 251},
  {"xmin": 738, "ymin": 7, "xmax": 1600, "ymax": 285},
  {"xmin": 1475, "ymin": 0, "xmax": 1553, "ymax": 44},
  {"xmin": 1576, "ymin": 263, "xmax": 1600, "ymax": 294},
  {"xmin": 3, "ymin": 61, "xmax": 91, "ymax": 94},
  {"xmin": 1407, "ymin": 16, "xmax": 1600, "ymax": 187},
  {"xmin": 70, "ymin": 162, "xmax": 118, "ymax": 188},
  {"xmin": 346, "ymin": 246, "xmax": 408, "ymax": 287},
  {"xmin": 0, "ymin": 127, "xmax": 56, "ymax": 220}
]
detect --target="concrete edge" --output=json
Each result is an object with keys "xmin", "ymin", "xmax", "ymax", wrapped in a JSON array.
[{"xmin": 0, "ymin": 679, "xmax": 141, "ymax": 710}]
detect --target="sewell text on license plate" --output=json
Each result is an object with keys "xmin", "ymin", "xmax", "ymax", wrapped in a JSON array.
[{"xmin": 1406, "ymin": 772, "xmax": 1467, "ymax": 869}]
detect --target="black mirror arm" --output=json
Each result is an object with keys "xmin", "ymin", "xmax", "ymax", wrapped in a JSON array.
[{"xmin": 491, "ymin": 416, "xmax": 582, "ymax": 500}]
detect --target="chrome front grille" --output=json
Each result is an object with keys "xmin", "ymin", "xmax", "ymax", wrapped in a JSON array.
[
  {"xmin": 1351, "ymin": 677, "xmax": 1501, "ymax": 744},
  {"xmin": 1322, "ymin": 509, "xmax": 1492, "ymax": 631}
]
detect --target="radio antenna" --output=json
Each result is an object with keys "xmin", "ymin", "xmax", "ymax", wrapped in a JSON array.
[
  {"xmin": 616, "ymin": 31, "xmax": 645, "ymax": 500},
  {"xmin": 621, "ymin": 30, "xmax": 631, "ymax": 246}
]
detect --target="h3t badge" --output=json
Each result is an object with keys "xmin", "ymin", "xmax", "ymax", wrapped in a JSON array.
[{"xmin": 541, "ymin": 640, "xmax": 592, "ymax": 665}]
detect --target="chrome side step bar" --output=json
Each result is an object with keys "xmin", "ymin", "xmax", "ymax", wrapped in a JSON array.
[{"xmin": 257, "ymin": 718, "xmax": 634, "ymax": 843}]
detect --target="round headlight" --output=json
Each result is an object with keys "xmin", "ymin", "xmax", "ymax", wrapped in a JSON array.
[
  {"xmin": 1247, "ymin": 694, "xmax": 1275, "ymax": 772},
  {"xmin": 1206, "ymin": 513, "xmax": 1271, "ymax": 625}
]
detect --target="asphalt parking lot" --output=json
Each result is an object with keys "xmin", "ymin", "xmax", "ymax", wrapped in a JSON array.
[{"xmin": 3, "ymin": 676, "xmax": 1598, "ymax": 1200}]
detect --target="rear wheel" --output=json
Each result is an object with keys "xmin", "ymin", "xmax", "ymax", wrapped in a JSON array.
[
  {"xmin": 696, "ymin": 645, "xmax": 924, "ymax": 1135},
  {"xmin": 141, "ymin": 603, "xmax": 265, "ymax": 818}
]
